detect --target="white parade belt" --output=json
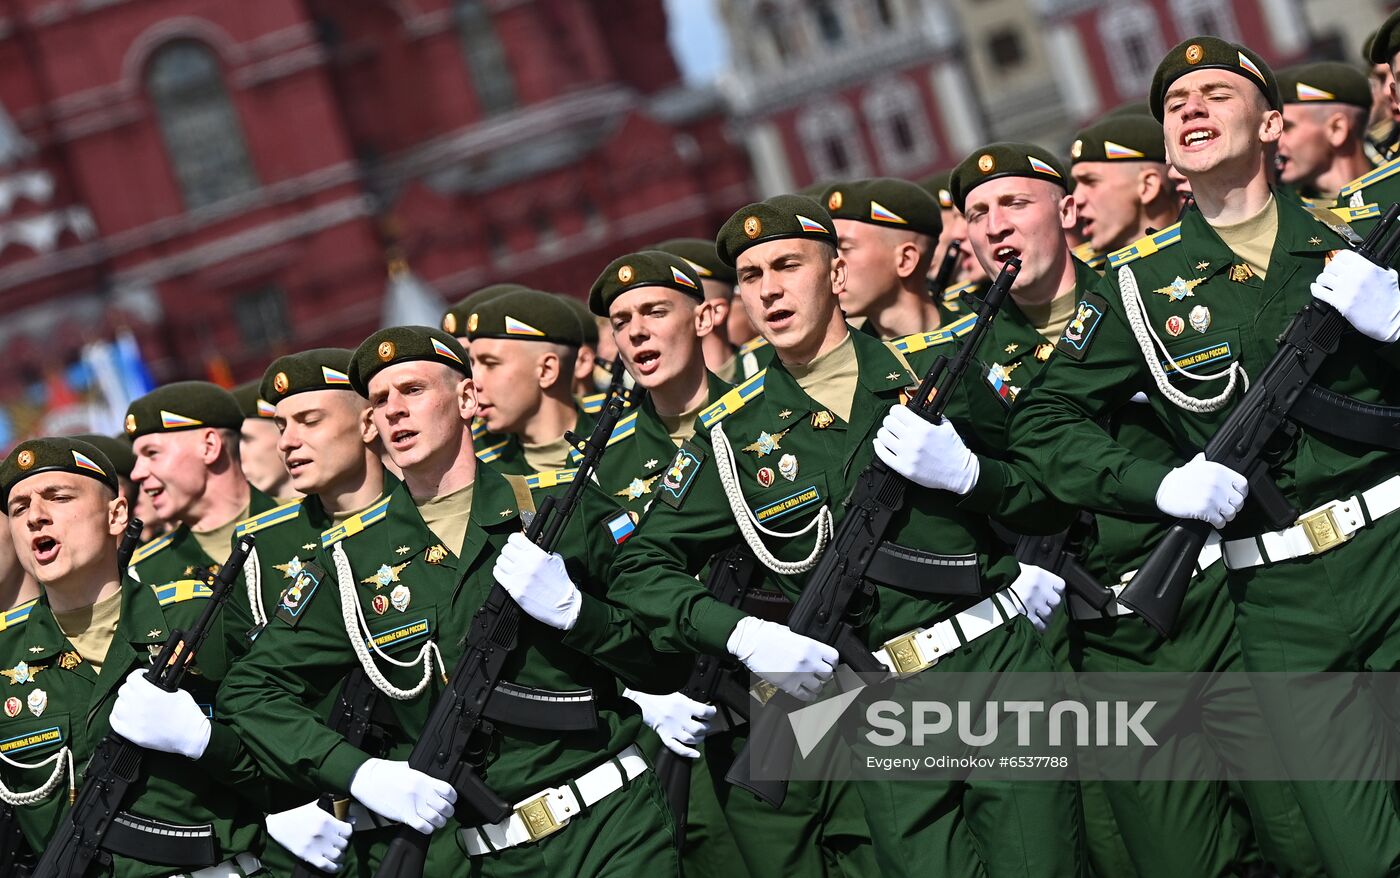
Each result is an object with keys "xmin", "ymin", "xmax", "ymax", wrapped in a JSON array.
[
  {"xmin": 875, "ymin": 588, "xmax": 1023, "ymax": 678},
  {"xmin": 1221, "ymin": 475, "xmax": 1400, "ymax": 569}
]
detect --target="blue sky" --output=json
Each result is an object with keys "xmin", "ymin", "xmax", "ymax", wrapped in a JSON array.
[{"xmin": 664, "ymin": 0, "xmax": 731, "ymax": 85}]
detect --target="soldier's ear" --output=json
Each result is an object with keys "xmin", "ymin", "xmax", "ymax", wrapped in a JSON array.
[
  {"xmin": 1259, "ymin": 108, "xmax": 1283, "ymax": 145},
  {"xmin": 1058, "ymin": 192, "xmax": 1078, "ymax": 232},
  {"xmin": 456, "ymin": 377, "xmax": 478, "ymax": 422},
  {"xmin": 359, "ymin": 406, "xmax": 378, "ymax": 445},
  {"xmin": 694, "ymin": 299, "xmax": 718, "ymax": 338},
  {"xmin": 107, "ymin": 492, "xmax": 129, "ymax": 538}
]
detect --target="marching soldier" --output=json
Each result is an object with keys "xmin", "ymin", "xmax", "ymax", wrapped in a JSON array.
[
  {"xmin": 1348, "ymin": 11, "xmax": 1400, "ymax": 215},
  {"xmin": 466, "ymin": 289, "xmax": 601, "ymax": 474},
  {"xmin": 822, "ymin": 178, "xmax": 948, "ymax": 339},
  {"xmin": 0, "ymin": 438, "xmax": 269, "ymax": 876},
  {"xmin": 558, "ymin": 293, "xmax": 609, "ymax": 399},
  {"xmin": 1363, "ymin": 28, "xmax": 1400, "ymax": 165},
  {"xmin": 1275, "ymin": 62, "xmax": 1375, "ymax": 204},
  {"xmin": 441, "ymin": 284, "xmax": 529, "ymax": 350},
  {"xmin": 233, "ymin": 381, "xmax": 299, "ymax": 504},
  {"xmin": 919, "ymin": 170, "xmax": 985, "ymax": 318},
  {"xmin": 1008, "ymin": 37, "xmax": 1400, "ymax": 875},
  {"xmin": 609, "ymin": 194, "xmax": 1080, "ymax": 877},
  {"xmin": 651, "ymin": 238, "xmax": 758, "ymax": 383},
  {"xmin": 220, "ymin": 326, "xmax": 685, "ymax": 875},
  {"xmin": 1070, "ymin": 115, "xmax": 1181, "ymax": 257}
]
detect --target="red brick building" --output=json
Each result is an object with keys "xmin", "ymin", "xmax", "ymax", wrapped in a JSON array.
[{"xmin": 0, "ymin": 0, "xmax": 752, "ymax": 414}]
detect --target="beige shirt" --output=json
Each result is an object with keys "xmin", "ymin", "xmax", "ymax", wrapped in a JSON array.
[
  {"xmin": 1019, "ymin": 288, "xmax": 1081, "ymax": 343},
  {"xmin": 415, "ymin": 483, "xmax": 476, "ymax": 557},
  {"xmin": 53, "ymin": 590, "xmax": 122, "ymax": 673},
  {"xmin": 788, "ymin": 333, "xmax": 860, "ymax": 423},
  {"xmin": 659, "ymin": 397, "xmax": 709, "ymax": 447},
  {"xmin": 522, "ymin": 437, "xmax": 574, "ymax": 474},
  {"xmin": 715, "ymin": 356, "xmax": 738, "ymax": 384},
  {"xmin": 331, "ymin": 495, "xmax": 387, "ymax": 527},
  {"xmin": 1211, "ymin": 196, "xmax": 1278, "ymax": 280},
  {"xmin": 191, "ymin": 504, "xmax": 248, "ymax": 567}
]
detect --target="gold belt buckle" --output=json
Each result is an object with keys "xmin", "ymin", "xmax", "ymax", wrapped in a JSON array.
[
  {"xmin": 750, "ymin": 680, "xmax": 779, "ymax": 704},
  {"xmin": 516, "ymin": 793, "xmax": 564, "ymax": 842},
  {"xmin": 882, "ymin": 630, "xmax": 932, "ymax": 677},
  {"xmin": 1298, "ymin": 504, "xmax": 1351, "ymax": 554}
]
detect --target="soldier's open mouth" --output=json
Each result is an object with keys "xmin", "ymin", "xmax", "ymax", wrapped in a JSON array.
[
  {"xmin": 391, "ymin": 430, "xmax": 417, "ymax": 445},
  {"xmin": 995, "ymin": 247, "xmax": 1019, "ymax": 262},
  {"xmin": 32, "ymin": 536, "xmax": 58, "ymax": 562},
  {"xmin": 1182, "ymin": 127, "xmax": 1218, "ymax": 148}
]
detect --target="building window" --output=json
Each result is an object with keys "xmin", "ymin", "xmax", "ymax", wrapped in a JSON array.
[
  {"xmin": 987, "ymin": 27, "xmax": 1026, "ymax": 70},
  {"xmin": 455, "ymin": 0, "xmax": 516, "ymax": 116},
  {"xmin": 1170, "ymin": 0, "xmax": 1239, "ymax": 42},
  {"xmin": 862, "ymin": 76, "xmax": 934, "ymax": 174},
  {"xmin": 146, "ymin": 41, "xmax": 257, "ymax": 210},
  {"xmin": 757, "ymin": 2, "xmax": 793, "ymax": 65},
  {"xmin": 872, "ymin": 0, "xmax": 896, "ymax": 28},
  {"xmin": 1099, "ymin": 1, "xmax": 1166, "ymax": 98},
  {"xmin": 233, "ymin": 286, "xmax": 290, "ymax": 349},
  {"xmin": 797, "ymin": 102, "xmax": 870, "ymax": 181},
  {"xmin": 812, "ymin": 0, "xmax": 844, "ymax": 45}
]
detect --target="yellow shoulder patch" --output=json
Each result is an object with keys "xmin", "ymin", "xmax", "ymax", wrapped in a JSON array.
[
  {"xmin": 475, "ymin": 437, "xmax": 510, "ymax": 464},
  {"xmin": 1106, "ymin": 222, "xmax": 1182, "ymax": 270},
  {"xmin": 889, "ymin": 312, "xmax": 978, "ymax": 355},
  {"xmin": 525, "ymin": 468, "xmax": 578, "ymax": 490},
  {"xmin": 1329, "ymin": 203, "xmax": 1381, "ymax": 224},
  {"xmin": 0, "ymin": 599, "xmax": 37, "ymax": 633},
  {"xmin": 1337, "ymin": 157, "xmax": 1400, "ymax": 199},
  {"xmin": 129, "ymin": 531, "xmax": 176, "ymax": 566},
  {"xmin": 234, "ymin": 498, "xmax": 303, "ymax": 537},
  {"xmin": 153, "ymin": 579, "xmax": 215, "ymax": 607},
  {"xmin": 579, "ymin": 392, "xmax": 608, "ymax": 415},
  {"xmin": 1071, "ymin": 241, "xmax": 1105, "ymax": 269},
  {"xmin": 737, "ymin": 336, "xmax": 771, "ymax": 356},
  {"xmin": 321, "ymin": 495, "xmax": 392, "ymax": 547},
  {"xmin": 698, "ymin": 371, "xmax": 766, "ymax": 429}
]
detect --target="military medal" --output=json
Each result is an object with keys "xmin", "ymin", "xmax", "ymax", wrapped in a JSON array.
[
  {"xmin": 810, "ymin": 410, "xmax": 835, "ymax": 430},
  {"xmin": 26, "ymin": 689, "xmax": 46, "ymax": 717},
  {"xmin": 1032, "ymin": 343, "xmax": 1054, "ymax": 362},
  {"xmin": 1153, "ymin": 276, "xmax": 1204, "ymax": 301},
  {"xmin": 756, "ymin": 467, "xmax": 775, "ymax": 488},
  {"xmin": 1189, "ymin": 305, "xmax": 1212, "ymax": 334},
  {"xmin": 424, "ymin": 545, "xmax": 449, "ymax": 565},
  {"xmin": 58, "ymin": 652, "xmax": 81, "ymax": 671},
  {"xmin": 778, "ymin": 454, "xmax": 798, "ymax": 481},
  {"xmin": 390, "ymin": 584, "xmax": 411, "ymax": 613},
  {"xmin": 362, "ymin": 561, "xmax": 410, "ymax": 590},
  {"xmin": 1, "ymin": 662, "xmax": 44, "ymax": 686},
  {"xmin": 742, "ymin": 429, "xmax": 789, "ymax": 457},
  {"xmin": 1228, "ymin": 264, "xmax": 1253, "ymax": 283},
  {"xmin": 3, "ymin": 697, "xmax": 18, "ymax": 718},
  {"xmin": 1166, "ymin": 315, "xmax": 1185, "ymax": 336},
  {"xmin": 372, "ymin": 594, "xmax": 390, "ymax": 615},
  {"xmin": 273, "ymin": 557, "xmax": 304, "ymax": 580}
]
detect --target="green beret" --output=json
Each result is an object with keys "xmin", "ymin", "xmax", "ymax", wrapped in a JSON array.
[
  {"xmin": 1370, "ymin": 14, "xmax": 1400, "ymax": 65},
  {"xmin": 231, "ymin": 381, "xmax": 275, "ymax": 421},
  {"xmin": 125, "ymin": 381, "xmax": 243, "ymax": 440},
  {"xmin": 1071, "ymin": 115, "xmax": 1166, "ymax": 164},
  {"xmin": 590, "ymin": 250, "xmax": 704, "ymax": 316},
  {"xmin": 951, "ymin": 142, "xmax": 1069, "ymax": 211},
  {"xmin": 260, "ymin": 348, "xmax": 356, "ymax": 406},
  {"xmin": 71, "ymin": 434, "xmax": 135, "ymax": 478},
  {"xmin": 557, "ymin": 294, "xmax": 600, "ymax": 346},
  {"xmin": 1278, "ymin": 62, "xmax": 1371, "ymax": 109},
  {"xmin": 715, "ymin": 194, "xmax": 837, "ymax": 267},
  {"xmin": 441, "ymin": 283, "xmax": 528, "ymax": 337},
  {"xmin": 465, "ymin": 289, "xmax": 585, "ymax": 347},
  {"xmin": 822, "ymin": 177, "xmax": 942, "ymax": 238},
  {"xmin": 917, "ymin": 170, "xmax": 955, "ymax": 210},
  {"xmin": 349, "ymin": 326, "xmax": 470, "ymax": 397},
  {"xmin": 653, "ymin": 238, "xmax": 737, "ymax": 285},
  {"xmin": 1149, "ymin": 37, "xmax": 1280, "ymax": 121},
  {"xmin": 1, "ymin": 437, "xmax": 118, "ymax": 503}
]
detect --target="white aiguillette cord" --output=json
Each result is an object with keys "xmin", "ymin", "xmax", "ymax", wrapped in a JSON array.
[
  {"xmin": 0, "ymin": 744, "xmax": 73, "ymax": 807},
  {"xmin": 333, "ymin": 543, "xmax": 445, "ymax": 701}
]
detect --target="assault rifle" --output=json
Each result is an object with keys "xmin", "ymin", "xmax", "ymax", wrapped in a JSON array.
[{"xmin": 927, "ymin": 239, "xmax": 963, "ymax": 302}]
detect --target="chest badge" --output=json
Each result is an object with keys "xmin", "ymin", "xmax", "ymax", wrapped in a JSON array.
[
  {"xmin": 2, "ymin": 662, "xmax": 45, "ymax": 686},
  {"xmin": 424, "ymin": 545, "xmax": 449, "ymax": 565},
  {"xmin": 273, "ymin": 556, "xmax": 305, "ymax": 580},
  {"xmin": 372, "ymin": 594, "xmax": 390, "ymax": 615},
  {"xmin": 757, "ymin": 467, "xmax": 775, "ymax": 488},
  {"xmin": 743, "ymin": 428, "xmax": 790, "ymax": 457},
  {"xmin": 362, "ymin": 561, "xmax": 410, "ymax": 590},
  {"xmin": 3, "ymin": 697, "xmax": 18, "ymax": 718},
  {"xmin": 1189, "ymin": 305, "xmax": 1212, "ymax": 334},
  {"xmin": 1153, "ymin": 276, "xmax": 1204, "ymax": 301},
  {"xmin": 26, "ymin": 689, "xmax": 46, "ymax": 718},
  {"xmin": 810, "ymin": 410, "xmax": 835, "ymax": 430},
  {"xmin": 778, "ymin": 454, "xmax": 799, "ymax": 481},
  {"xmin": 1228, "ymin": 264, "xmax": 1254, "ymax": 283},
  {"xmin": 617, "ymin": 475, "xmax": 659, "ymax": 501},
  {"xmin": 390, "ymin": 584, "xmax": 412, "ymax": 613},
  {"xmin": 1166, "ymin": 315, "xmax": 1185, "ymax": 337},
  {"xmin": 58, "ymin": 652, "xmax": 81, "ymax": 671}
]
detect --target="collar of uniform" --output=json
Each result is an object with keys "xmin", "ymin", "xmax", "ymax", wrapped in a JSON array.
[
  {"xmin": 635, "ymin": 371, "xmax": 731, "ymax": 464},
  {"xmin": 1175, "ymin": 206, "xmax": 1254, "ymax": 283},
  {"xmin": 1276, "ymin": 194, "xmax": 1350, "ymax": 256},
  {"xmin": 375, "ymin": 479, "xmax": 461, "ymax": 571},
  {"xmin": 764, "ymin": 328, "xmax": 913, "ymax": 415},
  {"xmin": 124, "ymin": 579, "xmax": 177, "ymax": 647},
  {"xmin": 14, "ymin": 596, "xmax": 70, "ymax": 661},
  {"xmin": 1071, "ymin": 254, "xmax": 1104, "ymax": 297},
  {"xmin": 469, "ymin": 463, "xmax": 527, "ymax": 529}
]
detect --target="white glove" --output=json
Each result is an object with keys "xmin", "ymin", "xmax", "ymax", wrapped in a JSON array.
[
  {"xmin": 1154, "ymin": 452, "xmax": 1248, "ymax": 529},
  {"xmin": 624, "ymin": 688, "xmax": 717, "ymax": 759},
  {"xmin": 348, "ymin": 759, "xmax": 456, "ymax": 835},
  {"xmin": 873, "ymin": 404, "xmax": 980, "ymax": 495},
  {"xmin": 1008, "ymin": 563, "xmax": 1065, "ymax": 632},
  {"xmin": 1311, "ymin": 249, "xmax": 1400, "ymax": 343},
  {"xmin": 726, "ymin": 616, "xmax": 836, "ymax": 702},
  {"xmin": 109, "ymin": 669, "xmax": 211, "ymax": 760},
  {"xmin": 492, "ymin": 532, "xmax": 582, "ymax": 630},
  {"xmin": 266, "ymin": 800, "xmax": 352, "ymax": 874}
]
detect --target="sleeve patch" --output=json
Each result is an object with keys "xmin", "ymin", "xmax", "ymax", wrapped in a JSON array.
[
  {"xmin": 275, "ymin": 561, "xmax": 326, "ymax": 627},
  {"xmin": 1055, "ymin": 291, "xmax": 1110, "ymax": 361},
  {"xmin": 606, "ymin": 510, "xmax": 639, "ymax": 544},
  {"xmin": 658, "ymin": 443, "xmax": 706, "ymax": 510}
]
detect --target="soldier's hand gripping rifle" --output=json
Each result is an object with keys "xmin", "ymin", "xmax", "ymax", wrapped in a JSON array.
[
  {"xmin": 373, "ymin": 376, "xmax": 638, "ymax": 878},
  {"xmin": 726, "ymin": 257, "xmax": 1021, "ymax": 808},
  {"xmin": 34, "ymin": 536, "xmax": 255, "ymax": 878},
  {"xmin": 927, "ymin": 239, "xmax": 963, "ymax": 301},
  {"xmin": 1119, "ymin": 204, "xmax": 1400, "ymax": 636},
  {"xmin": 653, "ymin": 545, "xmax": 761, "ymax": 841},
  {"xmin": 1015, "ymin": 511, "xmax": 1115, "ymax": 612}
]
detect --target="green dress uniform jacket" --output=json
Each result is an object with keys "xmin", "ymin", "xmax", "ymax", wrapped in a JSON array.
[
  {"xmin": 473, "ymin": 401, "xmax": 601, "ymax": 475},
  {"xmin": 0, "ymin": 586, "xmax": 267, "ymax": 877},
  {"xmin": 218, "ymin": 465, "xmax": 686, "ymax": 865},
  {"xmin": 126, "ymin": 487, "xmax": 277, "ymax": 589}
]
